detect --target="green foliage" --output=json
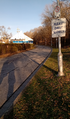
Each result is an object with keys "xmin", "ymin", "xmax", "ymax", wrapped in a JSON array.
[{"xmin": 4, "ymin": 47, "xmax": 70, "ymax": 119}]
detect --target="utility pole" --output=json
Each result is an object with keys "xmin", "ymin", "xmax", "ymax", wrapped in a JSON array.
[
  {"xmin": 57, "ymin": 0, "xmax": 64, "ymax": 76},
  {"xmin": 57, "ymin": 0, "xmax": 59, "ymax": 5}
]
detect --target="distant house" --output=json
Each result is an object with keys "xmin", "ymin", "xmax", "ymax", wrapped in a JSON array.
[
  {"xmin": 0, "ymin": 39, "xmax": 2, "ymax": 43},
  {"xmin": 0, "ymin": 37, "xmax": 9, "ymax": 43},
  {"xmin": 10, "ymin": 31, "xmax": 33, "ymax": 44}
]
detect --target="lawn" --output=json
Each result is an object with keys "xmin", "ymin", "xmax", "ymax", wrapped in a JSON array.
[{"xmin": 5, "ymin": 47, "xmax": 70, "ymax": 119}]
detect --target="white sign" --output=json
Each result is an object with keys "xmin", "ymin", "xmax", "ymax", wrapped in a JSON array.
[
  {"xmin": 54, "ymin": 5, "xmax": 60, "ymax": 18},
  {"xmin": 52, "ymin": 18, "xmax": 66, "ymax": 38}
]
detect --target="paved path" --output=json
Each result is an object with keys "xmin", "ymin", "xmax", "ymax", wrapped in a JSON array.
[{"xmin": 0, "ymin": 45, "xmax": 52, "ymax": 118}]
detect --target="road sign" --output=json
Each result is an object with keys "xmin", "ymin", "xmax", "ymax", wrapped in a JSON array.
[
  {"xmin": 54, "ymin": 5, "xmax": 60, "ymax": 18},
  {"xmin": 52, "ymin": 18, "xmax": 66, "ymax": 38}
]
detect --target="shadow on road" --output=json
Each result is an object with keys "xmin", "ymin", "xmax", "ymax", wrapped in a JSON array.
[{"xmin": 0, "ymin": 59, "xmax": 15, "ymax": 103}]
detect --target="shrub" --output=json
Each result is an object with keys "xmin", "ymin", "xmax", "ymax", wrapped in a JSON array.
[
  {"xmin": 11, "ymin": 46, "xmax": 18, "ymax": 53},
  {"xmin": 0, "ymin": 45, "xmax": 2, "ymax": 55},
  {"xmin": 17, "ymin": 44, "xmax": 23, "ymax": 51},
  {"xmin": 24, "ymin": 44, "xmax": 30, "ymax": 49},
  {"xmin": 2, "ymin": 45, "xmax": 7, "ymax": 54},
  {"xmin": 30, "ymin": 44, "xmax": 34, "ymax": 48},
  {"xmin": 6, "ymin": 45, "xmax": 11, "ymax": 53},
  {"xmin": 0, "ymin": 43, "xmax": 34, "ymax": 55}
]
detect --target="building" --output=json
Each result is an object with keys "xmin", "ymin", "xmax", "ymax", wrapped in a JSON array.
[{"xmin": 10, "ymin": 31, "xmax": 33, "ymax": 44}]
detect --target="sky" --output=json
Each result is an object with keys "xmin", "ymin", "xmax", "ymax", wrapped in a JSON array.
[{"xmin": 0, "ymin": 0, "xmax": 53, "ymax": 36}]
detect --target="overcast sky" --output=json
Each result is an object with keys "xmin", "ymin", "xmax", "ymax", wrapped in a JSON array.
[{"xmin": 0, "ymin": 0, "xmax": 53, "ymax": 35}]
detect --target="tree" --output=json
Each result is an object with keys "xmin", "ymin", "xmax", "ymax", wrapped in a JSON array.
[
  {"xmin": 0, "ymin": 26, "xmax": 11, "ymax": 38},
  {"xmin": 41, "ymin": 1, "xmax": 70, "ymax": 47},
  {"xmin": 25, "ymin": 1, "xmax": 70, "ymax": 47}
]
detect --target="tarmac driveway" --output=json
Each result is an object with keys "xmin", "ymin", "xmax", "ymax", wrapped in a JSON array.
[{"xmin": 0, "ymin": 45, "xmax": 52, "ymax": 109}]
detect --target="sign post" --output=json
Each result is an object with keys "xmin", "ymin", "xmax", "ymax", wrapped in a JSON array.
[
  {"xmin": 52, "ymin": 0, "xmax": 66, "ymax": 76},
  {"xmin": 56, "ymin": 38, "xmax": 57, "ymax": 48},
  {"xmin": 57, "ymin": 0, "xmax": 65, "ymax": 76},
  {"xmin": 58, "ymin": 36, "xmax": 64, "ymax": 76}
]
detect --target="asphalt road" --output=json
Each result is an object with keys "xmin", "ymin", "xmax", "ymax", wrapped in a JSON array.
[{"xmin": 0, "ymin": 45, "xmax": 52, "ymax": 118}]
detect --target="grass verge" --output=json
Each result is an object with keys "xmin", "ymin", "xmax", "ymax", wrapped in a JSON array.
[{"xmin": 4, "ymin": 47, "xmax": 70, "ymax": 119}]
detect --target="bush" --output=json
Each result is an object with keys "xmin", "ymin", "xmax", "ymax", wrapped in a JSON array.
[
  {"xmin": 2, "ymin": 48, "xmax": 6, "ymax": 54},
  {"xmin": 0, "ymin": 44, "xmax": 6, "ymax": 54},
  {"xmin": 11, "ymin": 46, "xmax": 18, "ymax": 53},
  {"xmin": 24, "ymin": 44, "xmax": 30, "ymax": 49},
  {"xmin": 6, "ymin": 45, "xmax": 11, "ymax": 53},
  {"xmin": 30, "ymin": 44, "xmax": 34, "ymax": 48},
  {"xmin": 16, "ymin": 44, "xmax": 23, "ymax": 51},
  {"xmin": 0, "ymin": 43, "xmax": 34, "ymax": 55},
  {"xmin": 0, "ymin": 45, "xmax": 2, "ymax": 55}
]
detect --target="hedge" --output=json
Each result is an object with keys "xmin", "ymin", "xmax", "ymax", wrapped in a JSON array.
[{"xmin": 0, "ymin": 43, "xmax": 34, "ymax": 55}]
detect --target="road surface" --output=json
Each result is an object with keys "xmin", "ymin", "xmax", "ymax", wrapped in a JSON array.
[{"xmin": 0, "ymin": 45, "xmax": 52, "ymax": 118}]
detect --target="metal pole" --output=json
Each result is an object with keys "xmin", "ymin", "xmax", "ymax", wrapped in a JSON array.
[
  {"xmin": 57, "ymin": 0, "xmax": 64, "ymax": 76},
  {"xmin": 58, "ymin": 37, "xmax": 64, "ymax": 76},
  {"xmin": 56, "ymin": 38, "xmax": 57, "ymax": 48},
  {"xmin": 57, "ymin": 0, "xmax": 59, "ymax": 6},
  {"xmin": 59, "ymin": 37, "xmax": 61, "ymax": 54}
]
